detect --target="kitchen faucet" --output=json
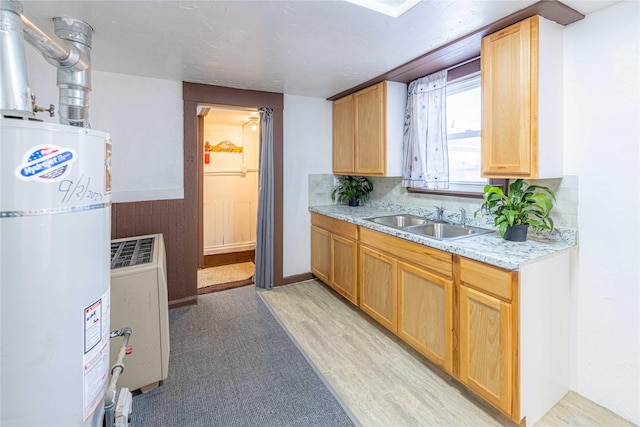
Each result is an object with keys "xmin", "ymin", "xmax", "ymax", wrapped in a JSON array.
[
  {"xmin": 460, "ymin": 207, "xmax": 467, "ymax": 228},
  {"xmin": 434, "ymin": 205, "xmax": 445, "ymax": 222}
]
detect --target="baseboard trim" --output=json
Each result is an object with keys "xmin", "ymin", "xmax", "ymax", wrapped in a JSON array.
[
  {"xmin": 203, "ymin": 251, "xmax": 255, "ymax": 268},
  {"xmin": 169, "ymin": 295, "xmax": 198, "ymax": 309},
  {"xmin": 279, "ymin": 272, "xmax": 314, "ymax": 286}
]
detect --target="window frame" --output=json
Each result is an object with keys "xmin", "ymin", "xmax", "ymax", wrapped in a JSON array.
[{"xmin": 407, "ymin": 59, "xmax": 507, "ymax": 198}]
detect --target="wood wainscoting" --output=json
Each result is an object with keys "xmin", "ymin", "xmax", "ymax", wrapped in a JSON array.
[
  {"xmin": 111, "ymin": 200, "xmax": 196, "ymax": 309},
  {"xmin": 113, "ymin": 200, "xmax": 309, "ymax": 309}
]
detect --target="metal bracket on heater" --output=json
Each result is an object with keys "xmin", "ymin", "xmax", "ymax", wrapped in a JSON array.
[{"xmin": 104, "ymin": 327, "xmax": 133, "ymax": 427}]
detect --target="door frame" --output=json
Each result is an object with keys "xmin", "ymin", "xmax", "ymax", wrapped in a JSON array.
[
  {"xmin": 197, "ymin": 105, "xmax": 259, "ymax": 268},
  {"xmin": 183, "ymin": 82, "xmax": 284, "ymax": 293}
]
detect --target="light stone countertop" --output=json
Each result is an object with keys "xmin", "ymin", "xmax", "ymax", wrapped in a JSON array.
[{"xmin": 309, "ymin": 204, "xmax": 578, "ymax": 271}]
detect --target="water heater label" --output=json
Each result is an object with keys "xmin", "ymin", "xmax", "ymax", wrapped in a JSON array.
[
  {"xmin": 83, "ymin": 290, "xmax": 110, "ymax": 421},
  {"xmin": 15, "ymin": 144, "xmax": 77, "ymax": 182}
]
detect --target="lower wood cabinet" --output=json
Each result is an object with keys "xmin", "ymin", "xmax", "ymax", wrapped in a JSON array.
[
  {"xmin": 359, "ymin": 228, "xmax": 453, "ymax": 372},
  {"xmin": 457, "ymin": 256, "xmax": 517, "ymax": 418},
  {"xmin": 310, "ymin": 213, "xmax": 358, "ymax": 305},
  {"xmin": 459, "ymin": 285, "xmax": 513, "ymax": 414},
  {"xmin": 310, "ymin": 225, "xmax": 330, "ymax": 284},
  {"xmin": 359, "ymin": 245, "xmax": 397, "ymax": 333},
  {"xmin": 398, "ymin": 261, "xmax": 453, "ymax": 373},
  {"xmin": 310, "ymin": 213, "xmax": 571, "ymax": 425},
  {"xmin": 331, "ymin": 234, "xmax": 358, "ymax": 303}
]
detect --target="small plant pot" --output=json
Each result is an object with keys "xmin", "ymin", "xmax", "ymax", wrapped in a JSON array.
[
  {"xmin": 348, "ymin": 198, "xmax": 359, "ymax": 207},
  {"xmin": 503, "ymin": 224, "xmax": 529, "ymax": 242}
]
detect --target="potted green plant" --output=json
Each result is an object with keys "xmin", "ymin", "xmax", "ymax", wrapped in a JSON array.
[
  {"xmin": 475, "ymin": 179, "xmax": 556, "ymax": 242},
  {"xmin": 331, "ymin": 176, "xmax": 373, "ymax": 207}
]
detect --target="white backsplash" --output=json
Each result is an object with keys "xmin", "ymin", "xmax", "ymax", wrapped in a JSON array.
[{"xmin": 309, "ymin": 174, "xmax": 579, "ymax": 230}]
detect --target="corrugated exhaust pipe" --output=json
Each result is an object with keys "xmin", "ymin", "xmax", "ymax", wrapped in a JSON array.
[{"xmin": 0, "ymin": 0, "xmax": 93, "ymax": 127}]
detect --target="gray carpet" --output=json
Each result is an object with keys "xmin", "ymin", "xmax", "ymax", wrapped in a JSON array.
[{"xmin": 132, "ymin": 285, "xmax": 356, "ymax": 427}]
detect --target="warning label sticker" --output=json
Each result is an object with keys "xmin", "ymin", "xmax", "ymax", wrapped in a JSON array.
[{"xmin": 83, "ymin": 290, "xmax": 110, "ymax": 421}]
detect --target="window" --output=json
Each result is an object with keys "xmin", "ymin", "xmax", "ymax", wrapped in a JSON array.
[
  {"xmin": 408, "ymin": 65, "xmax": 506, "ymax": 198},
  {"xmin": 446, "ymin": 74, "xmax": 485, "ymax": 192}
]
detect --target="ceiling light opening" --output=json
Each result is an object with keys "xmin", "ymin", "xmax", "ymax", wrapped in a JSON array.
[{"xmin": 344, "ymin": 0, "xmax": 420, "ymax": 18}]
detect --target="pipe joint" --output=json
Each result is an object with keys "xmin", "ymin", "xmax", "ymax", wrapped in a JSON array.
[{"xmin": 42, "ymin": 43, "xmax": 89, "ymax": 71}]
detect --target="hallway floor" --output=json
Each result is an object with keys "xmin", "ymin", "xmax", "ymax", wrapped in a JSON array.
[{"xmin": 197, "ymin": 262, "xmax": 254, "ymax": 294}]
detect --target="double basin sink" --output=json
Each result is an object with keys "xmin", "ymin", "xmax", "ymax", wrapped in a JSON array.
[{"xmin": 365, "ymin": 214, "xmax": 492, "ymax": 241}]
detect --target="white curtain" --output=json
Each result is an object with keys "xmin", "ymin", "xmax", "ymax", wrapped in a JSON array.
[
  {"xmin": 401, "ymin": 70, "xmax": 449, "ymax": 189},
  {"xmin": 254, "ymin": 108, "xmax": 274, "ymax": 289}
]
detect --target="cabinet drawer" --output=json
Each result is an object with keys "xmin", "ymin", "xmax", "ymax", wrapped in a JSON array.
[
  {"xmin": 311, "ymin": 213, "xmax": 358, "ymax": 240},
  {"xmin": 459, "ymin": 257, "xmax": 514, "ymax": 302},
  {"xmin": 360, "ymin": 227, "xmax": 452, "ymax": 278}
]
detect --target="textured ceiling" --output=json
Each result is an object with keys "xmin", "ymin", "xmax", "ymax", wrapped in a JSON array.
[{"xmin": 19, "ymin": 0, "xmax": 617, "ymax": 99}]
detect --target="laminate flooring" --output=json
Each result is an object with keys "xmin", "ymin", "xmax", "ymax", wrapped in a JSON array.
[{"xmin": 260, "ymin": 279, "xmax": 636, "ymax": 427}]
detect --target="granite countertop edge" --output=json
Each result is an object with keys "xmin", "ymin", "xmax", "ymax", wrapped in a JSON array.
[{"xmin": 309, "ymin": 204, "xmax": 578, "ymax": 271}]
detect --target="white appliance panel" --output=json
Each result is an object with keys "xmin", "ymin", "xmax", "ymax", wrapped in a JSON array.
[
  {"xmin": 110, "ymin": 233, "xmax": 170, "ymax": 393},
  {"xmin": 1, "ymin": 119, "xmax": 111, "ymax": 427}
]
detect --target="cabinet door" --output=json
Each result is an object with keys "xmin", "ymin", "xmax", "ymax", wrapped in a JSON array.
[
  {"xmin": 481, "ymin": 17, "xmax": 535, "ymax": 177},
  {"xmin": 359, "ymin": 245, "xmax": 397, "ymax": 333},
  {"xmin": 354, "ymin": 82, "xmax": 385, "ymax": 175},
  {"xmin": 333, "ymin": 95, "xmax": 355, "ymax": 174},
  {"xmin": 459, "ymin": 285, "xmax": 513, "ymax": 415},
  {"xmin": 397, "ymin": 261, "xmax": 453, "ymax": 373},
  {"xmin": 310, "ymin": 225, "xmax": 331, "ymax": 284},
  {"xmin": 331, "ymin": 234, "xmax": 358, "ymax": 304}
]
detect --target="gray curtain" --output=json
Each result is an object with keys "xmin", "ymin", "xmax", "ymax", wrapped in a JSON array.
[
  {"xmin": 254, "ymin": 108, "xmax": 274, "ymax": 289},
  {"xmin": 401, "ymin": 70, "xmax": 449, "ymax": 189}
]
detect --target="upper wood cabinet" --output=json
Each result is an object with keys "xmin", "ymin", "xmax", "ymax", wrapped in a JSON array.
[
  {"xmin": 481, "ymin": 15, "xmax": 564, "ymax": 179},
  {"xmin": 332, "ymin": 95, "xmax": 355, "ymax": 173},
  {"xmin": 332, "ymin": 81, "xmax": 406, "ymax": 176}
]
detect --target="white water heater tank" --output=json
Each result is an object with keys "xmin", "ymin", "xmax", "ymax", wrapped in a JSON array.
[{"xmin": 0, "ymin": 118, "xmax": 112, "ymax": 426}]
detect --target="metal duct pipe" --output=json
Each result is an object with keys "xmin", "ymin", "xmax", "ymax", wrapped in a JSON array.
[
  {"xmin": 21, "ymin": 15, "xmax": 93, "ymax": 127},
  {"xmin": 21, "ymin": 15, "xmax": 89, "ymax": 72},
  {"xmin": 0, "ymin": 0, "xmax": 33, "ymax": 118},
  {"xmin": 0, "ymin": 0, "xmax": 93, "ymax": 126},
  {"xmin": 50, "ymin": 17, "xmax": 93, "ymax": 127}
]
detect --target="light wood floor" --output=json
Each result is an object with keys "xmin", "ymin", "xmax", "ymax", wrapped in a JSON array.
[{"xmin": 260, "ymin": 279, "xmax": 636, "ymax": 427}]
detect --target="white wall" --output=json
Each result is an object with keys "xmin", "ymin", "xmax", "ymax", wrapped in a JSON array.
[
  {"xmin": 283, "ymin": 94, "xmax": 333, "ymax": 276},
  {"xmin": 564, "ymin": 2, "xmax": 640, "ymax": 424},
  {"xmin": 25, "ymin": 47, "xmax": 183, "ymax": 203},
  {"xmin": 202, "ymin": 118, "xmax": 259, "ymax": 255},
  {"xmin": 24, "ymin": 43, "xmax": 335, "ymax": 276}
]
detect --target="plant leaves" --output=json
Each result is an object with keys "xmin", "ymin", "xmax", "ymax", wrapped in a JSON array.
[{"xmin": 478, "ymin": 179, "xmax": 555, "ymax": 233}]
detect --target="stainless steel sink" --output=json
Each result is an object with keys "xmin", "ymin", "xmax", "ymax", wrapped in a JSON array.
[
  {"xmin": 404, "ymin": 223, "xmax": 492, "ymax": 240},
  {"xmin": 366, "ymin": 214, "xmax": 428, "ymax": 228},
  {"xmin": 365, "ymin": 214, "xmax": 493, "ymax": 241}
]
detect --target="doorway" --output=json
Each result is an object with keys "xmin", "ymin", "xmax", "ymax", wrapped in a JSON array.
[
  {"xmin": 197, "ymin": 106, "xmax": 259, "ymax": 293},
  {"xmin": 182, "ymin": 82, "xmax": 284, "ymax": 301}
]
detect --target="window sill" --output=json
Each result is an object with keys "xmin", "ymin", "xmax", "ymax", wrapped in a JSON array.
[{"xmin": 407, "ymin": 179, "xmax": 507, "ymax": 199}]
